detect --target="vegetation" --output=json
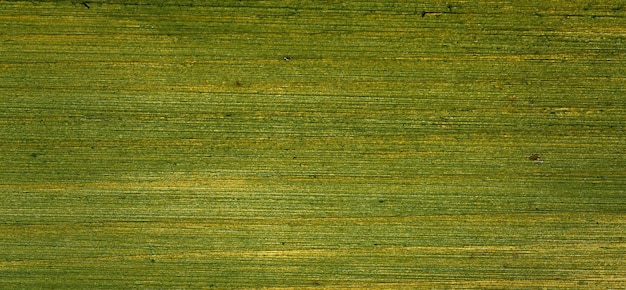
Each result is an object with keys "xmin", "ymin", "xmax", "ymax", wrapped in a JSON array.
[{"xmin": 1, "ymin": 1, "xmax": 624, "ymax": 288}]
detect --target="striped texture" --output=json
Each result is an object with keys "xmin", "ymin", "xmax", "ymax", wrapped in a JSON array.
[{"xmin": 1, "ymin": 1, "xmax": 625, "ymax": 288}]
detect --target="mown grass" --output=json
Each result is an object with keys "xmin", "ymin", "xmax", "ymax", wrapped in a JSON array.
[{"xmin": 1, "ymin": 0, "xmax": 625, "ymax": 288}]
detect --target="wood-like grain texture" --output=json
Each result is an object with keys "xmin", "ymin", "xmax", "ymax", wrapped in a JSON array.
[{"xmin": 1, "ymin": 1, "xmax": 625, "ymax": 288}]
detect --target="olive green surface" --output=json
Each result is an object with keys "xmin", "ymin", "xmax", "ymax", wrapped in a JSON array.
[{"xmin": 1, "ymin": 1, "xmax": 625, "ymax": 288}]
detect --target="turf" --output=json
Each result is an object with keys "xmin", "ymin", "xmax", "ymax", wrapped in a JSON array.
[{"xmin": 1, "ymin": 0, "xmax": 625, "ymax": 288}]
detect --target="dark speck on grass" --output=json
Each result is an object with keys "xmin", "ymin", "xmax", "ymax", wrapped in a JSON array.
[
  {"xmin": 528, "ymin": 153, "xmax": 543, "ymax": 163},
  {"xmin": 283, "ymin": 56, "xmax": 291, "ymax": 61}
]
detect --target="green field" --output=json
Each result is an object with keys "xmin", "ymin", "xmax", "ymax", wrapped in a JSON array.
[{"xmin": 1, "ymin": 1, "xmax": 625, "ymax": 288}]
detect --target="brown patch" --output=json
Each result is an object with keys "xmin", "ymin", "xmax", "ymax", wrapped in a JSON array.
[{"xmin": 528, "ymin": 153, "xmax": 542, "ymax": 163}]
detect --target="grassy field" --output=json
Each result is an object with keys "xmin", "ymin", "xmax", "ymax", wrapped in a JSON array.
[{"xmin": 1, "ymin": 0, "xmax": 625, "ymax": 288}]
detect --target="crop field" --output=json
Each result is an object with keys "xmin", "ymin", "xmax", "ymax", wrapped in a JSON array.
[{"xmin": 1, "ymin": 0, "xmax": 625, "ymax": 288}]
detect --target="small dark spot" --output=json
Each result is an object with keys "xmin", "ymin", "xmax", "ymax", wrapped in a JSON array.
[
  {"xmin": 82, "ymin": 2, "xmax": 90, "ymax": 9},
  {"xmin": 150, "ymin": 259, "xmax": 155, "ymax": 263},
  {"xmin": 235, "ymin": 81, "xmax": 242, "ymax": 87},
  {"xmin": 447, "ymin": 4, "xmax": 453, "ymax": 12},
  {"xmin": 420, "ymin": 11, "xmax": 427, "ymax": 17},
  {"xmin": 528, "ymin": 153, "xmax": 542, "ymax": 163},
  {"xmin": 378, "ymin": 199, "xmax": 386, "ymax": 203},
  {"xmin": 225, "ymin": 113, "xmax": 231, "ymax": 117},
  {"xmin": 281, "ymin": 242, "xmax": 286, "ymax": 245},
  {"xmin": 30, "ymin": 153, "xmax": 38, "ymax": 158},
  {"xmin": 90, "ymin": 146, "xmax": 95, "ymax": 149},
  {"xmin": 292, "ymin": 156, "xmax": 297, "ymax": 159},
  {"xmin": 503, "ymin": 263, "xmax": 508, "ymax": 268},
  {"xmin": 283, "ymin": 56, "xmax": 291, "ymax": 61},
  {"xmin": 373, "ymin": 243, "xmax": 379, "ymax": 246}
]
